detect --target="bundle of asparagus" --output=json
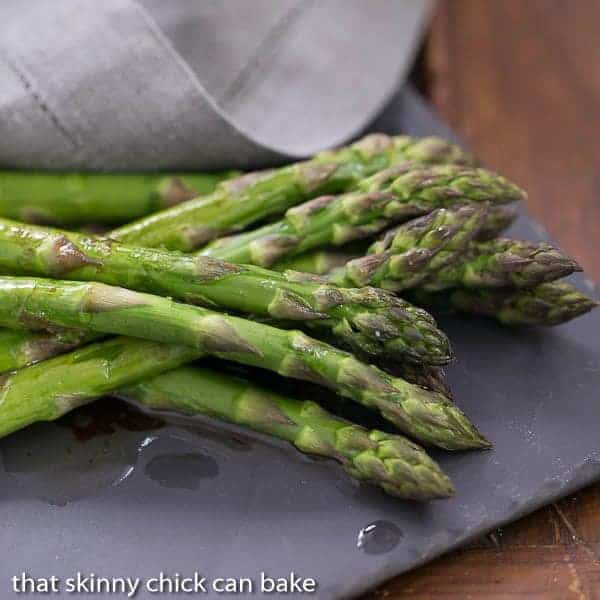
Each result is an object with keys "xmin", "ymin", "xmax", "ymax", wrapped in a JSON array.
[{"xmin": 0, "ymin": 133, "xmax": 595, "ymax": 501}]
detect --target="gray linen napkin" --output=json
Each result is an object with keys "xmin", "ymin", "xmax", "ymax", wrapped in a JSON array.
[{"xmin": 0, "ymin": 0, "xmax": 431, "ymax": 171}]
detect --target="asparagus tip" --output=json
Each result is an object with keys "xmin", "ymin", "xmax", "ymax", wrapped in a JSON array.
[{"xmin": 475, "ymin": 435, "xmax": 494, "ymax": 450}]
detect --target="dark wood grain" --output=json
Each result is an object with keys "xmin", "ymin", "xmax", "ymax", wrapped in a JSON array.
[
  {"xmin": 369, "ymin": 486, "xmax": 600, "ymax": 599},
  {"xmin": 371, "ymin": 1, "xmax": 600, "ymax": 597},
  {"xmin": 423, "ymin": 0, "xmax": 600, "ymax": 280}
]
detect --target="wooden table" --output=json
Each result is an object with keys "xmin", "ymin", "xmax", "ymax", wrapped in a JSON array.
[{"xmin": 370, "ymin": 2, "xmax": 600, "ymax": 598}]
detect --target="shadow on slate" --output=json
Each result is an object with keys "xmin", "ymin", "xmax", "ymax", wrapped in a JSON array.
[{"xmin": 0, "ymin": 87, "xmax": 598, "ymax": 600}]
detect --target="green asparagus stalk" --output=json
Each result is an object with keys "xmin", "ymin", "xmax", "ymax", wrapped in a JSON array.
[
  {"xmin": 0, "ymin": 336, "xmax": 199, "ymax": 439},
  {"xmin": 0, "ymin": 276, "xmax": 487, "ymax": 449},
  {"xmin": 272, "ymin": 206, "xmax": 518, "ymax": 275},
  {"xmin": 0, "ymin": 171, "xmax": 233, "ymax": 226},
  {"xmin": 122, "ymin": 366, "xmax": 455, "ymax": 499},
  {"xmin": 272, "ymin": 211, "xmax": 578, "ymax": 293},
  {"xmin": 281, "ymin": 250, "xmax": 595, "ymax": 327},
  {"xmin": 197, "ymin": 165, "xmax": 524, "ymax": 267},
  {"xmin": 0, "ymin": 217, "xmax": 451, "ymax": 364},
  {"xmin": 0, "ymin": 329, "xmax": 98, "ymax": 373},
  {"xmin": 408, "ymin": 283, "xmax": 598, "ymax": 326},
  {"xmin": 0, "ymin": 324, "xmax": 448, "ymax": 400},
  {"xmin": 326, "ymin": 205, "xmax": 488, "ymax": 291},
  {"xmin": 421, "ymin": 238, "xmax": 581, "ymax": 290},
  {"xmin": 274, "ymin": 250, "xmax": 360, "ymax": 275},
  {"xmin": 367, "ymin": 206, "xmax": 518, "ymax": 255},
  {"xmin": 110, "ymin": 134, "xmax": 477, "ymax": 251},
  {"xmin": 273, "ymin": 205, "xmax": 518, "ymax": 292}
]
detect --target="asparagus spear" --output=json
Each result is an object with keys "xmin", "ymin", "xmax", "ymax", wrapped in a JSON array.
[
  {"xmin": 368, "ymin": 206, "xmax": 518, "ymax": 255},
  {"xmin": 0, "ymin": 336, "xmax": 199, "ymax": 439},
  {"xmin": 110, "ymin": 134, "xmax": 476, "ymax": 251},
  {"xmin": 0, "ymin": 276, "xmax": 487, "ymax": 449},
  {"xmin": 422, "ymin": 238, "xmax": 581, "ymax": 290},
  {"xmin": 122, "ymin": 365, "xmax": 455, "ymax": 499},
  {"xmin": 0, "ymin": 171, "xmax": 233, "ymax": 226},
  {"xmin": 276, "ymin": 250, "xmax": 354, "ymax": 276},
  {"xmin": 0, "ymin": 217, "xmax": 451, "ymax": 364},
  {"xmin": 280, "ymin": 250, "xmax": 596, "ymax": 327},
  {"xmin": 275, "ymin": 249, "xmax": 360, "ymax": 275},
  {"xmin": 0, "ymin": 328, "xmax": 97, "ymax": 373},
  {"xmin": 0, "ymin": 323, "xmax": 455, "ymax": 400},
  {"xmin": 197, "ymin": 165, "xmax": 524, "ymax": 267},
  {"xmin": 326, "ymin": 205, "xmax": 488, "ymax": 290},
  {"xmin": 273, "ymin": 211, "xmax": 578, "ymax": 293},
  {"xmin": 408, "ymin": 283, "xmax": 598, "ymax": 326},
  {"xmin": 272, "ymin": 205, "xmax": 518, "ymax": 291},
  {"xmin": 272, "ymin": 206, "xmax": 518, "ymax": 275}
]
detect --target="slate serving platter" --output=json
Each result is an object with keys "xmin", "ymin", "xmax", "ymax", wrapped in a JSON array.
[{"xmin": 1, "ymin": 88, "xmax": 598, "ymax": 600}]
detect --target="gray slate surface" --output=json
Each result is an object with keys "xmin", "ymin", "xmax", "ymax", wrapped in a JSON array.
[{"xmin": 0, "ymin": 89, "xmax": 598, "ymax": 600}]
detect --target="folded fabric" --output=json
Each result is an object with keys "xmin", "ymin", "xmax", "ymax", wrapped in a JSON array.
[{"xmin": 0, "ymin": 0, "xmax": 431, "ymax": 171}]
